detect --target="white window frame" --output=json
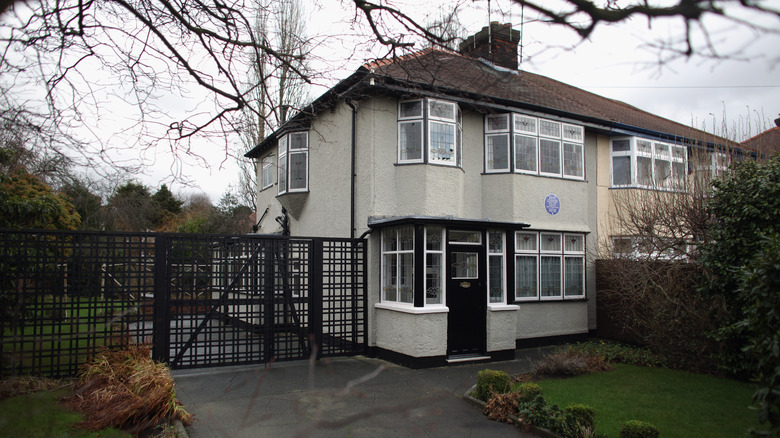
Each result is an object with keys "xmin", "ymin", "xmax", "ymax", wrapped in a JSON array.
[
  {"xmin": 488, "ymin": 231, "xmax": 506, "ymax": 304},
  {"xmin": 425, "ymin": 226, "xmax": 445, "ymax": 306},
  {"xmin": 486, "ymin": 113, "xmax": 584, "ymax": 180},
  {"xmin": 277, "ymin": 131, "xmax": 309, "ymax": 195},
  {"xmin": 261, "ymin": 155, "xmax": 274, "ymax": 190},
  {"xmin": 610, "ymin": 137, "xmax": 688, "ymax": 191},
  {"xmin": 397, "ymin": 98, "xmax": 461, "ymax": 167},
  {"xmin": 381, "ymin": 227, "xmax": 415, "ymax": 305},
  {"xmin": 514, "ymin": 231, "xmax": 586, "ymax": 302}
]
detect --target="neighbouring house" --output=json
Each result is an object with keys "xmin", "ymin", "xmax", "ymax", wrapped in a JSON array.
[
  {"xmin": 741, "ymin": 117, "xmax": 780, "ymax": 157},
  {"xmin": 245, "ymin": 22, "xmax": 739, "ymax": 367}
]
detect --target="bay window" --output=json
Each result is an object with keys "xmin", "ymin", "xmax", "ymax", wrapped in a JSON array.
[
  {"xmin": 514, "ymin": 231, "xmax": 586, "ymax": 301},
  {"xmin": 277, "ymin": 131, "xmax": 309, "ymax": 194},
  {"xmin": 398, "ymin": 98, "xmax": 461, "ymax": 166},
  {"xmin": 382, "ymin": 227, "xmax": 415, "ymax": 304},
  {"xmin": 610, "ymin": 137, "xmax": 687, "ymax": 191},
  {"xmin": 485, "ymin": 113, "xmax": 584, "ymax": 180}
]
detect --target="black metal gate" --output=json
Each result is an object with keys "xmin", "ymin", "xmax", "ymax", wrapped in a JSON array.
[{"xmin": 0, "ymin": 230, "xmax": 366, "ymax": 377}]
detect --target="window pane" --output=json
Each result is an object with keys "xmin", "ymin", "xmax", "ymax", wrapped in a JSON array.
[
  {"xmin": 654, "ymin": 143, "xmax": 670, "ymax": 158},
  {"xmin": 613, "ymin": 156, "xmax": 630, "ymax": 186},
  {"xmin": 541, "ymin": 233, "xmax": 561, "ymax": 252},
  {"xmin": 486, "ymin": 134, "xmax": 510, "ymax": 171},
  {"xmin": 261, "ymin": 157, "xmax": 273, "ymax": 188},
  {"xmin": 539, "ymin": 119, "xmax": 561, "ymax": 138},
  {"xmin": 429, "ymin": 100, "xmax": 455, "ymax": 120},
  {"xmin": 655, "ymin": 159, "xmax": 671, "ymax": 188},
  {"xmin": 672, "ymin": 162, "xmax": 686, "ymax": 190},
  {"xmin": 515, "ymin": 135, "xmax": 537, "ymax": 172},
  {"xmin": 488, "ymin": 231, "xmax": 504, "ymax": 253},
  {"xmin": 449, "ymin": 230, "xmax": 481, "ymax": 244},
  {"xmin": 398, "ymin": 226, "xmax": 414, "ymax": 251},
  {"xmin": 563, "ymin": 142, "xmax": 583, "ymax": 177},
  {"xmin": 489, "ymin": 254, "xmax": 504, "ymax": 303},
  {"xmin": 451, "ymin": 252, "xmax": 478, "ymax": 279},
  {"xmin": 289, "ymin": 151, "xmax": 307, "ymax": 190},
  {"xmin": 383, "ymin": 253, "xmax": 398, "ymax": 301},
  {"xmin": 426, "ymin": 226, "xmax": 443, "ymax": 251},
  {"xmin": 541, "ymin": 256, "xmax": 562, "ymax": 297},
  {"xmin": 486, "ymin": 114, "xmax": 509, "ymax": 132},
  {"xmin": 564, "ymin": 257, "xmax": 584, "ymax": 297},
  {"xmin": 515, "ymin": 256, "xmax": 537, "ymax": 299},
  {"xmin": 516, "ymin": 232, "xmax": 537, "ymax": 252},
  {"xmin": 638, "ymin": 156, "xmax": 653, "ymax": 186},
  {"xmin": 637, "ymin": 139, "xmax": 652, "ymax": 154},
  {"xmin": 540, "ymin": 139, "xmax": 561, "ymax": 174},
  {"xmin": 383, "ymin": 229, "xmax": 397, "ymax": 252},
  {"xmin": 673, "ymin": 146, "xmax": 686, "ymax": 160},
  {"xmin": 612, "ymin": 139, "xmax": 630, "ymax": 152},
  {"xmin": 399, "ymin": 121, "xmax": 423, "ymax": 161},
  {"xmin": 429, "ymin": 122, "xmax": 455, "ymax": 162},
  {"xmin": 399, "ymin": 253, "xmax": 414, "ymax": 303},
  {"xmin": 278, "ymin": 154, "xmax": 288, "ymax": 193},
  {"xmin": 400, "ymin": 100, "xmax": 422, "ymax": 118},
  {"xmin": 426, "ymin": 253, "xmax": 442, "ymax": 305},
  {"xmin": 289, "ymin": 132, "xmax": 307, "ymax": 150},
  {"xmin": 564, "ymin": 234, "xmax": 584, "ymax": 253},
  {"xmin": 514, "ymin": 114, "xmax": 537, "ymax": 134},
  {"xmin": 562, "ymin": 124, "xmax": 583, "ymax": 142}
]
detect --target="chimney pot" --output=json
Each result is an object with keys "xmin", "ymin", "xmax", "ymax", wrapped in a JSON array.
[{"xmin": 459, "ymin": 22, "xmax": 521, "ymax": 70}]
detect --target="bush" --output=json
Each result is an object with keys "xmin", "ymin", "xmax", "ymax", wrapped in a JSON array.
[
  {"xmin": 620, "ymin": 420, "xmax": 659, "ymax": 438},
  {"xmin": 63, "ymin": 344, "xmax": 191, "ymax": 434},
  {"xmin": 533, "ymin": 350, "xmax": 613, "ymax": 377},
  {"xmin": 473, "ymin": 369, "xmax": 510, "ymax": 402},
  {"xmin": 562, "ymin": 340, "xmax": 667, "ymax": 368},
  {"xmin": 515, "ymin": 382, "xmax": 543, "ymax": 404},
  {"xmin": 566, "ymin": 403, "xmax": 596, "ymax": 432}
]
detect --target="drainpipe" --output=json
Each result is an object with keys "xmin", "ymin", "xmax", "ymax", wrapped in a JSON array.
[{"xmin": 345, "ymin": 99, "xmax": 357, "ymax": 239}]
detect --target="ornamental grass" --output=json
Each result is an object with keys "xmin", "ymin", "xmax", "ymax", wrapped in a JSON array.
[{"xmin": 64, "ymin": 344, "xmax": 191, "ymax": 434}]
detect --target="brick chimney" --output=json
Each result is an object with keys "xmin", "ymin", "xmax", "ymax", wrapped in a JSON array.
[{"xmin": 459, "ymin": 22, "xmax": 521, "ymax": 70}]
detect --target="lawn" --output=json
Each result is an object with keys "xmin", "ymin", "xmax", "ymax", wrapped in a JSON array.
[
  {"xmin": 0, "ymin": 388, "xmax": 130, "ymax": 438},
  {"xmin": 531, "ymin": 364, "xmax": 762, "ymax": 438}
]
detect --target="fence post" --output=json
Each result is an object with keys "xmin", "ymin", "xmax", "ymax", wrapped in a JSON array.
[
  {"xmin": 152, "ymin": 234, "xmax": 170, "ymax": 364},
  {"xmin": 262, "ymin": 239, "xmax": 274, "ymax": 362},
  {"xmin": 310, "ymin": 239, "xmax": 323, "ymax": 359}
]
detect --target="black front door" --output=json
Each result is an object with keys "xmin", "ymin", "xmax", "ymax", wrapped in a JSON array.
[{"xmin": 446, "ymin": 231, "xmax": 486, "ymax": 356}]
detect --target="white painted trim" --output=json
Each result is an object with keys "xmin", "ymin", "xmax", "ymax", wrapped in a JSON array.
[
  {"xmin": 488, "ymin": 304, "xmax": 520, "ymax": 312},
  {"xmin": 375, "ymin": 302, "xmax": 450, "ymax": 314}
]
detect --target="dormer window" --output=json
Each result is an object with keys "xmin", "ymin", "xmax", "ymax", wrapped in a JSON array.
[{"xmin": 398, "ymin": 98, "xmax": 462, "ymax": 167}]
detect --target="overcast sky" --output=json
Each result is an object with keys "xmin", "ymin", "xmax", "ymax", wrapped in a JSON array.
[{"xmin": 138, "ymin": 0, "xmax": 780, "ymax": 202}]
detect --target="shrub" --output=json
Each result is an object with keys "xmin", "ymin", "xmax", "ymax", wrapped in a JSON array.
[
  {"xmin": 562, "ymin": 340, "xmax": 667, "ymax": 368},
  {"xmin": 620, "ymin": 420, "xmax": 659, "ymax": 438},
  {"xmin": 566, "ymin": 403, "xmax": 596, "ymax": 432},
  {"xmin": 533, "ymin": 350, "xmax": 613, "ymax": 377},
  {"xmin": 483, "ymin": 391, "xmax": 524, "ymax": 423},
  {"xmin": 63, "ymin": 344, "xmax": 191, "ymax": 434},
  {"xmin": 515, "ymin": 382, "xmax": 543, "ymax": 404},
  {"xmin": 473, "ymin": 369, "xmax": 510, "ymax": 402}
]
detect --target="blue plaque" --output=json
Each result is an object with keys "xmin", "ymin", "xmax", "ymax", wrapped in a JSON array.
[{"xmin": 545, "ymin": 194, "xmax": 560, "ymax": 215}]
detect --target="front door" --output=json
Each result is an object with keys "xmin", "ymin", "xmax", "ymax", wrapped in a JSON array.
[{"xmin": 446, "ymin": 230, "xmax": 486, "ymax": 357}]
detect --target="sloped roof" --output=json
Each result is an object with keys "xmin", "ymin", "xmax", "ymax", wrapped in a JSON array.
[
  {"xmin": 741, "ymin": 126, "xmax": 780, "ymax": 156},
  {"xmin": 364, "ymin": 48, "xmax": 733, "ymax": 147}
]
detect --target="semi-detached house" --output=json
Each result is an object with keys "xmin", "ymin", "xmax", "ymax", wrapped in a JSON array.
[{"xmin": 245, "ymin": 23, "xmax": 735, "ymax": 367}]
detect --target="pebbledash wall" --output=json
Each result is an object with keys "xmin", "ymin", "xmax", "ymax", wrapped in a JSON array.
[{"xmin": 254, "ymin": 95, "xmax": 598, "ymax": 366}]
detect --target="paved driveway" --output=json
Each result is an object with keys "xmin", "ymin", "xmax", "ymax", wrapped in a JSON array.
[{"xmin": 173, "ymin": 349, "xmax": 548, "ymax": 437}]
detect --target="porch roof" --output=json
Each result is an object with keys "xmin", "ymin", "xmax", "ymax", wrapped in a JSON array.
[{"xmin": 367, "ymin": 215, "xmax": 531, "ymax": 230}]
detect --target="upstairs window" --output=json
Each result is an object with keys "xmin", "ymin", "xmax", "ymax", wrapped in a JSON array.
[
  {"xmin": 485, "ymin": 113, "xmax": 584, "ymax": 180},
  {"xmin": 261, "ymin": 156, "xmax": 274, "ymax": 190},
  {"xmin": 278, "ymin": 131, "xmax": 309, "ymax": 195},
  {"xmin": 610, "ymin": 137, "xmax": 687, "ymax": 191},
  {"xmin": 398, "ymin": 98, "xmax": 462, "ymax": 167}
]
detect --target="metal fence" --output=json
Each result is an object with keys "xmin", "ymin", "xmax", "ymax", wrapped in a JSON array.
[{"xmin": 0, "ymin": 229, "xmax": 367, "ymax": 377}]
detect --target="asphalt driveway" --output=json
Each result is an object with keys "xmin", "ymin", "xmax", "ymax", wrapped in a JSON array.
[{"xmin": 173, "ymin": 348, "xmax": 549, "ymax": 437}]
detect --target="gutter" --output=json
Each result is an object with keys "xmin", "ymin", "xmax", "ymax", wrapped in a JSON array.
[{"xmin": 345, "ymin": 98, "xmax": 357, "ymax": 239}]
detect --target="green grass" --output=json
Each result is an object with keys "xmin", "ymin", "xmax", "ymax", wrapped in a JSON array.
[
  {"xmin": 2, "ymin": 298, "xmax": 128, "ymax": 374},
  {"xmin": 0, "ymin": 389, "xmax": 130, "ymax": 438},
  {"xmin": 527, "ymin": 364, "xmax": 762, "ymax": 438}
]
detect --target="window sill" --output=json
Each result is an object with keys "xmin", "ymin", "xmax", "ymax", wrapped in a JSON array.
[
  {"xmin": 375, "ymin": 302, "xmax": 449, "ymax": 314},
  {"xmin": 488, "ymin": 303, "xmax": 520, "ymax": 312}
]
